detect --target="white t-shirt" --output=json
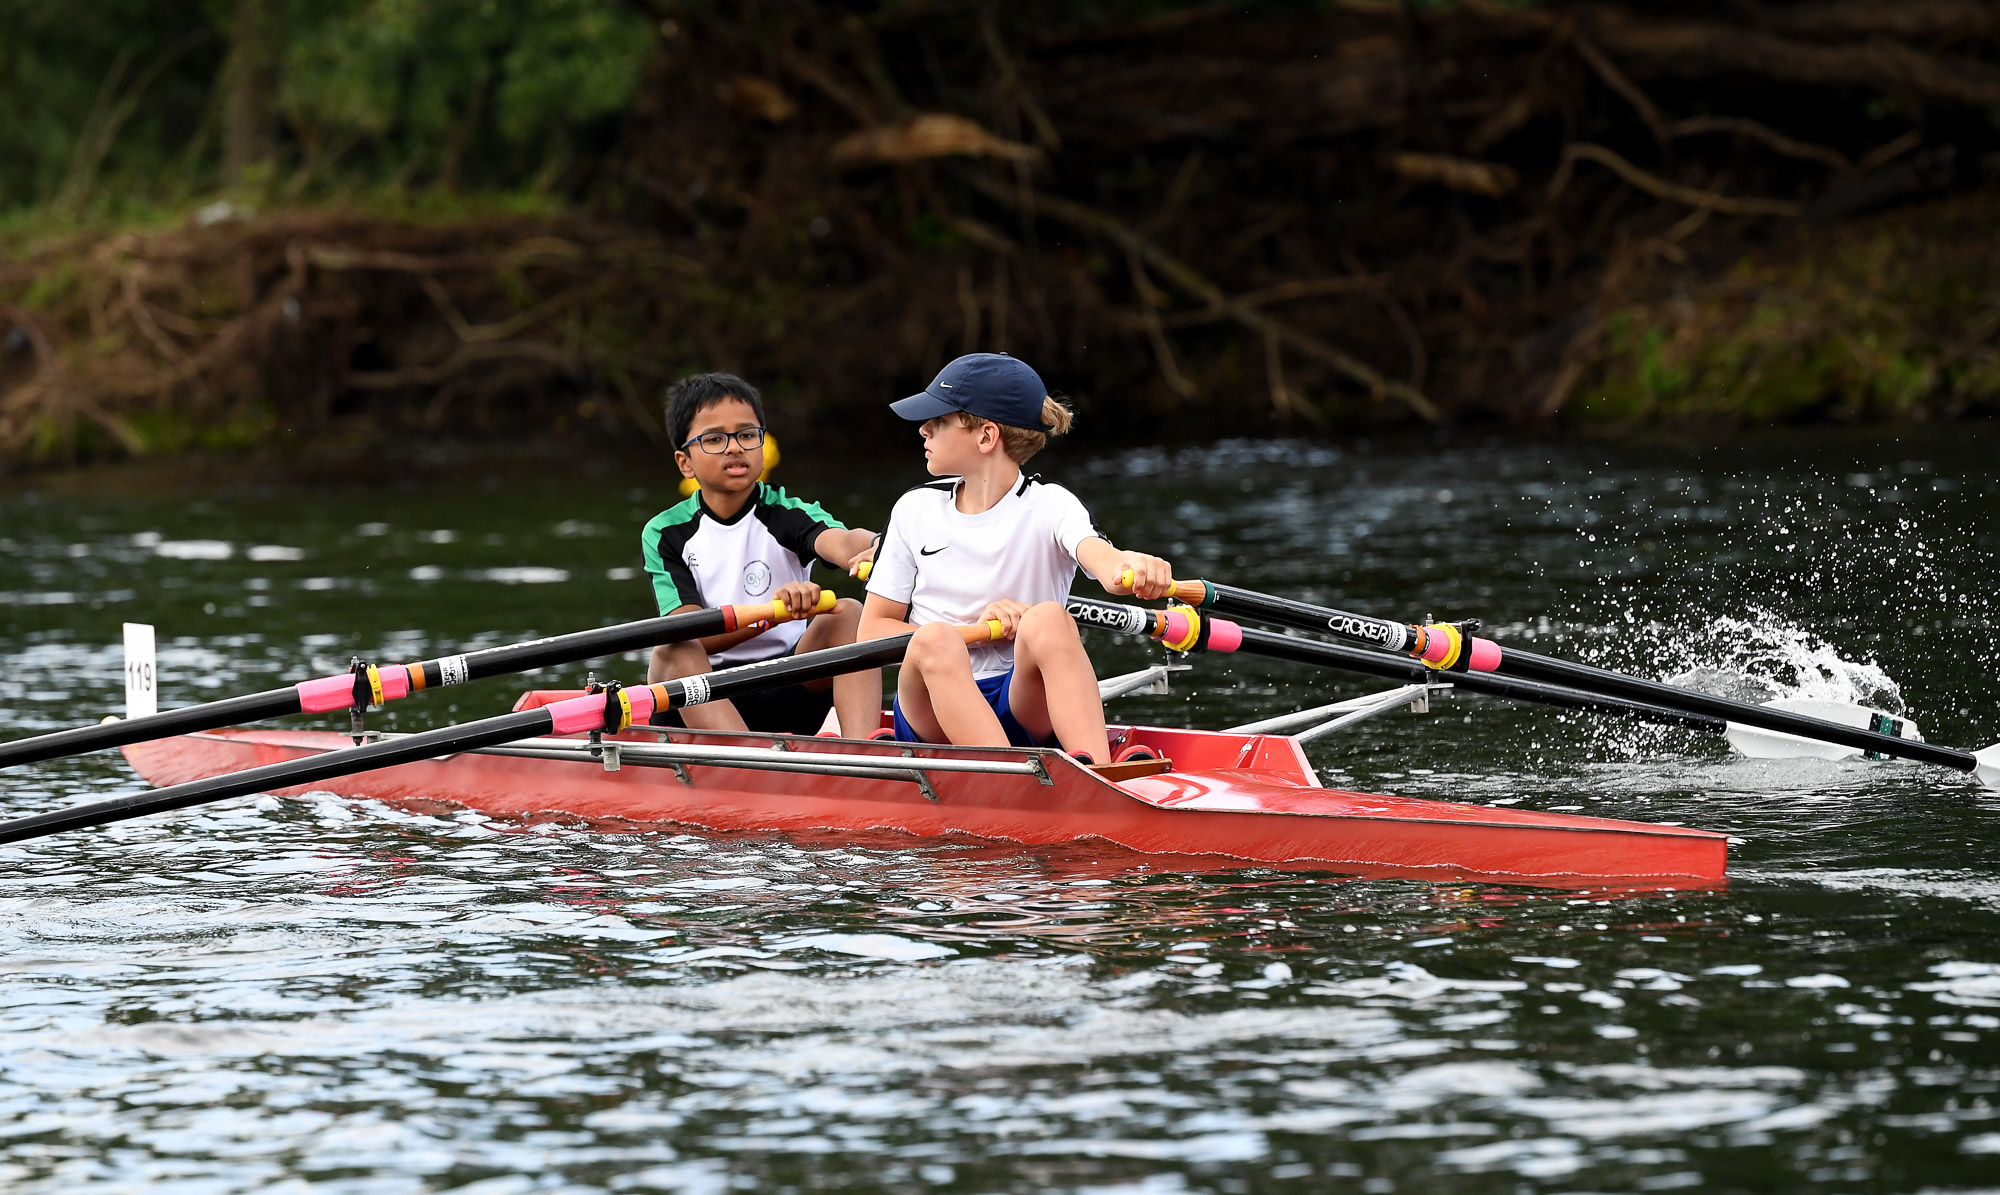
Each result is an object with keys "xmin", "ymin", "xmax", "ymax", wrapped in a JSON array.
[
  {"xmin": 867, "ymin": 475, "xmax": 1101, "ymax": 678},
  {"xmin": 641, "ymin": 484, "xmax": 846, "ymax": 666}
]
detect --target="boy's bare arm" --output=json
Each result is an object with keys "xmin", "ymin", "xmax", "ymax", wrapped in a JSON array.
[
  {"xmin": 654, "ymin": 604, "xmax": 774, "ymax": 658},
  {"xmin": 858, "ymin": 593, "xmax": 916, "ymax": 641},
  {"xmin": 1076, "ymin": 537, "xmax": 1173, "ymax": 600},
  {"xmin": 814, "ymin": 527, "xmax": 878, "ymax": 571}
]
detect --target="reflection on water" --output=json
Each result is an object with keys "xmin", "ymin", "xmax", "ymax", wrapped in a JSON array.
[{"xmin": 2, "ymin": 427, "xmax": 1998, "ymax": 1192}]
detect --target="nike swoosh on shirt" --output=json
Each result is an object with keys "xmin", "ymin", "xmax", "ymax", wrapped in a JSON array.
[{"xmin": 919, "ymin": 545, "xmax": 947, "ymax": 556}]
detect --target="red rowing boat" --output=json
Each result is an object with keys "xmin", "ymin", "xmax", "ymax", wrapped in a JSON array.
[{"xmin": 121, "ymin": 689, "xmax": 1727, "ymax": 887}]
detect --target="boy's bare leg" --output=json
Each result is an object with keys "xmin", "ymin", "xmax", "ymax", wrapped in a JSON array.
[
  {"xmin": 898, "ymin": 622, "xmax": 1011, "ymax": 746},
  {"xmin": 647, "ymin": 641, "xmax": 750, "ymax": 732},
  {"xmin": 795, "ymin": 599, "xmax": 883, "ymax": 737},
  {"xmin": 1006, "ymin": 602, "xmax": 1111, "ymax": 761}
]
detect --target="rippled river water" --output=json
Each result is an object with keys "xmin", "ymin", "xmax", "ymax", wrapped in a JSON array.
[{"xmin": 3, "ymin": 427, "xmax": 1998, "ymax": 1193}]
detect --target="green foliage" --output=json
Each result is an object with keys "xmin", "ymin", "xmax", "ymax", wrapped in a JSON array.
[
  {"xmin": 122, "ymin": 402, "xmax": 275, "ymax": 456},
  {"xmin": 0, "ymin": 1, "xmax": 223, "ymax": 214},
  {"xmin": 0, "ymin": 0, "xmax": 648, "ymax": 222},
  {"xmin": 282, "ymin": 0, "xmax": 649, "ymax": 189},
  {"xmin": 1579, "ymin": 196, "xmax": 2000, "ymax": 425}
]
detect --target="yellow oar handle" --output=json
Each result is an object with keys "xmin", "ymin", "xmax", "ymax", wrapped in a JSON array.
[
  {"xmin": 731, "ymin": 590, "xmax": 838, "ymax": 628},
  {"xmin": 855, "ymin": 560, "xmax": 873, "ymax": 582},
  {"xmin": 1116, "ymin": 569, "xmax": 1209, "ymax": 604},
  {"xmin": 772, "ymin": 590, "xmax": 840, "ymax": 620}
]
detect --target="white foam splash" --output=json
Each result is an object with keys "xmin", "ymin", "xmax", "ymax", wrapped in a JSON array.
[{"xmin": 1661, "ymin": 609, "xmax": 1905, "ymax": 713}]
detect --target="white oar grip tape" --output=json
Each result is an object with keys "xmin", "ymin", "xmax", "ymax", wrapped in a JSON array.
[{"xmin": 1065, "ymin": 600, "xmax": 1151, "ymax": 636}]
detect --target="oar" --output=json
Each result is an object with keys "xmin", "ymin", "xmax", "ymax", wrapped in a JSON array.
[
  {"xmin": 1068, "ymin": 597, "xmax": 1727, "ymax": 733},
  {"xmin": 1117, "ymin": 575, "xmax": 2000, "ymax": 787},
  {"xmin": 0, "ymin": 593, "xmax": 839, "ymax": 770},
  {"xmin": 0, "ymin": 619, "xmax": 1006, "ymax": 845}
]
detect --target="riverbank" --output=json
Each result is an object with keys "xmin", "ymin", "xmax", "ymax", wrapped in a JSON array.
[
  {"xmin": 8, "ymin": 0, "xmax": 2000, "ymax": 473},
  {"xmin": 3, "ymin": 189, "xmax": 1996, "ymax": 475}
]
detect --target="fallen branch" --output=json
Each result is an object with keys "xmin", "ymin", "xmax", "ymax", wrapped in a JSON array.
[
  {"xmin": 418, "ymin": 275, "xmax": 573, "ymax": 345},
  {"xmin": 1390, "ymin": 152, "xmax": 1520, "ymax": 198},
  {"xmin": 963, "ymin": 172, "xmax": 1443, "ymax": 423},
  {"xmin": 1151, "ymin": 276, "xmax": 1388, "ymax": 327},
  {"xmin": 346, "ymin": 340, "xmax": 579, "ymax": 390},
  {"xmin": 1573, "ymin": 36, "xmax": 1670, "ymax": 151},
  {"xmin": 1127, "ymin": 249, "xmax": 1197, "ymax": 398},
  {"xmin": 1466, "ymin": 2, "xmax": 2000, "ymax": 109},
  {"xmin": 1590, "ymin": 9, "xmax": 2000, "ymax": 110},
  {"xmin": 1668, "ymin": 116, "xmax": 1851, "ymax": 172},
  {"xmin": 831, "ymin": 114, "xmax": 1044, "ymax": 167},
  {"xmin": 1549, "ymin": 142, "xmax": 1803, "ymax": 218}
]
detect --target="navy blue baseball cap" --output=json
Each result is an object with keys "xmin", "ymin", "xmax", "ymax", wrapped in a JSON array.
[{"xmin": 891, "ymin": 352, "xmax": 1051, "ymax": 431}]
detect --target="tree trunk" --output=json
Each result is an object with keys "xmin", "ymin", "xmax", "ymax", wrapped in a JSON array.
[{"xmin": 223, "ymin": 0, "xmax": 279, "ymax": 183}]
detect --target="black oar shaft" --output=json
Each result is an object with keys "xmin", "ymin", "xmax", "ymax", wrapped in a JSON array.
[
  {"xmin": 0, "ymin": 708, "xmax": 555, "ymax": 845},
  {"xmin": 1067, "ymin": 597, "xmax": 1723, "ymax": 733},
  {"xmin": 674, "ymin": 634, "xmax": 914, "ymax": 708},
  {"xmin": 1497, "ymin": 651, "xmax": 1975, "ymax": 769},
  {"xmin": 446, "ymin": 608, "xmax": 728, "ymax": 681},
  {"xmin": 0, "ymin": 689, "xmax": 303, "ymax": 770},
  {"xmin": 1231, "ymin": 627, "xmax": 1727, "ymax": 733},
  {"xmin": 1198, "ymin": 581, "xmax": 1419, "ymax": 654},
  {"xmin": 1186, "ymin": 583, "xmax": 1978, "ymax": 773},
  {"xmin": 0, "ymin": 604, "xmax": 742, "ymax": 769}
]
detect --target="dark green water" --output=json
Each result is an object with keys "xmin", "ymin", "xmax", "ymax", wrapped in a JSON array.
[{"xmin": 2, "ymin": 427, "xmax": 1998, "ymax": 1193}]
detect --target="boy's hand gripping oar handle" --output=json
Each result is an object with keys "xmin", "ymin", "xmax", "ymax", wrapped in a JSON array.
[
  {"xmin": 1067, "ymin": 596, "xmax": 1728, "ymax": 733},
  {"xmin": 0, "ymin": 593, "xmax": 838, "ymax": 771},
  {"xmin": 0, "ymin": 615, "xmax": 998, "ymax": 845},
  {"xmin": 845, "ymin": 562, "xmax": 1004, "ymax": 643},
  {"xmin": 1147, "ymin": 577, "xmax": 1996, "ymax": 780}
]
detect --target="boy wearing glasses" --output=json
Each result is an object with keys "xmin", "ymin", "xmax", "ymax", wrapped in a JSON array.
[{"xmin": 641, "ymin": 372, "xmax": 880, "ymax": 736}]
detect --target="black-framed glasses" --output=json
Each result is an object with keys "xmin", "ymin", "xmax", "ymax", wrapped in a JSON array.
[{"xmin": 681, "ymin": 427, "xmax": 767, "ymax": 454}]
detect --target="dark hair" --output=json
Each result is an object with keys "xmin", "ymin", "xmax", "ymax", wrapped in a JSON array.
[{"xmin": 665, "ymin": 372, "xmax": 765, "ymax": 449}]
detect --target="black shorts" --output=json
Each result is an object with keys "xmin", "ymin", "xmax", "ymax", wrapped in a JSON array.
[
  {"xmin": 647, "ymin": 642, "xmax": 834, "ymax": 737},
  {"xmin": 649, "ymin": 681, "xmax": 832, "ymax": 736}
]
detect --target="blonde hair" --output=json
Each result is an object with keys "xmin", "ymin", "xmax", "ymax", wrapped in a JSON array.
[{"xmin": 945, "ymin": 396, "xmax": 1074, "ymax": 464}]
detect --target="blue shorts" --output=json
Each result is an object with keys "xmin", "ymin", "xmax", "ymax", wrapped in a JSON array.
[{"xmin": 892, "ymin": 668, "xmax": 1052, "ymax": 748}]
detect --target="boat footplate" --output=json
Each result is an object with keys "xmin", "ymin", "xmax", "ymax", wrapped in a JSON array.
[{"xmin": 1088, "ymin": 757, "xmax": 1174, "ymax": 782}]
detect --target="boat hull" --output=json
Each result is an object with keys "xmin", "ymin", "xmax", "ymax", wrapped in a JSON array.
[{"xmin": 122, "ymin": 723, "xmax": 1728, "ymax": 886}]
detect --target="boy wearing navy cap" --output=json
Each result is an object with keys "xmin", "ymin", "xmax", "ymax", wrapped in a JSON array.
[{"xmin": 858, "ymin": 353, "xmax": 1175, "ymax": 762}]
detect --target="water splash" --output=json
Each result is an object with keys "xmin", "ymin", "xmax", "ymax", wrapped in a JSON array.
[{"xmin": 1661, "ymin": 610, "xmax": 1905, "ymax": 714}]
